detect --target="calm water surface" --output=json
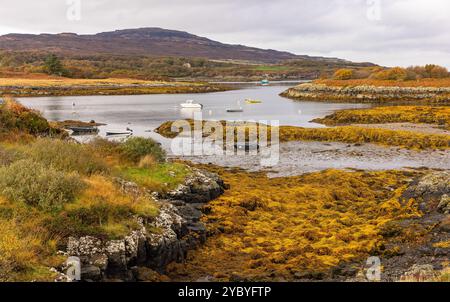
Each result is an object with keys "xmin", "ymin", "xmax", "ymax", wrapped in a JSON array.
[{"xmin": 19, "ymin": 85, "xmax": 369, "ymax": 146}]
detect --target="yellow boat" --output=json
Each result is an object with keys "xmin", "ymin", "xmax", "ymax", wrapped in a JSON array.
[{"xmin": 245, "ymin": 99, "xmax": 262, "ymax": 104}]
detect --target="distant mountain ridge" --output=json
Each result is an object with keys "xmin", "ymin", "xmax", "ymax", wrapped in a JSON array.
[{"xmin": 0, "ymin": 27, "xmax": 359, "ymax": 64}]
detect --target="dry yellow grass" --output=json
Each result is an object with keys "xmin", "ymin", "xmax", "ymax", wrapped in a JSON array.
[
  {"xmin": 58, "ymin": 175, "xmax": 159, "ymax": 239},
  {"xmin": 0, "ymin": 77, "xmax": 202, "ymax": 87},
  {"xmin": 0, "ymin": 196, "xmax": 62, "ymax": 281},
  {"xmin": 0, "ymin": 77, "xmax": 226, "ymax": 97}
]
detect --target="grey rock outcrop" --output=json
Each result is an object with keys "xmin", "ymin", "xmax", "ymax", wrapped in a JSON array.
[
  {"xmin": 160, "ymin": 168, "xmax": 226, "ymax": 203},
  {"xmin": 64, "ymin": 168, "xmax": 226, "ymax": 281}
]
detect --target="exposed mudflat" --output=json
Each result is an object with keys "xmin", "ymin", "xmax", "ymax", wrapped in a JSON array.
[
  {"xmin": 353, "ymin": 123, "xmax": 450, "ymax": 136},
  {"xmin": 176, "ymin": 141, "xmax": 450, "ymax": 177}
]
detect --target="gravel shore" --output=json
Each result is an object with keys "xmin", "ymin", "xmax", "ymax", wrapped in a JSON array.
[{"xmin": 176, "ymin": 141, "xmax": 450, "ymax": 177}]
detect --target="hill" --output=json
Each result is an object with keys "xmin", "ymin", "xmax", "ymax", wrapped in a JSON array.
[
  {"xmin": 0, "ymin": 28, "xmax": 375, "ymax": 80},
  {"xmin": 0, "ymin": 27, "xmax": 355, "ymax": 64}
]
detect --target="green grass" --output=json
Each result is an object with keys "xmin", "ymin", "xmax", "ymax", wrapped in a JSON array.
[
  {"xmin": 252, "ymin": 65, "xmax": 288, "ymax": 72},
  {"xmin": 120, "ymin": 163, "xmax": 190, "ymax": 192}
]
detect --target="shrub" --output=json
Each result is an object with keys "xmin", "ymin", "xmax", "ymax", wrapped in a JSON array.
[
  {"xmin": 25, "ymin": 138, "xmax": 109, "ymax": 175},
  {"xmin": 371, "ymin": 67, "xmax": 412, "ymax": 81},
  {"xmin": 427, "ymin": 64, "xmax": 449, "ymax": 78},
  {"xmin": 88, "ymin": 137, "xmax": 121, "ymax": 157},
  {"xmin": 0, "ymin": 159, "xmax": 84, "ymax": 211},
  {"xmin": 120, "ymin": 137, "xmax": 166, "ymax": 163},
  {"xmin": 352, "ymin": 69, "xmax": 372, "ymax": 79},
  {"xmin": 0, "ymin": 98, "xmax": 60, "ymax": 136},
  {"xmin": 333, "ymin": 69, "xmax": 354, "ymax": 80}
]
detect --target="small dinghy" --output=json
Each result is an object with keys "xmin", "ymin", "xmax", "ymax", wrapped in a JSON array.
[
  {"xmin": 67, "ymin": 126, "xmax": 99, "ymax": 134},
  {"xmin": 227, "ymin": 109, "xmax": 244, "ymax": 113},
  {"xmin": 245, "ymin": 99, "xmax": 262, "ymax": 104},
  {"xmin": 106, "ymin": 128, "xmax": 133, "ymax": 136},
  {"xmin": 180, "ymin": 100, "xmax": 203, "ymax": 109},
  {"xmin": 235, "ymin": 141, "xmax": 260, "ymax": 152}
]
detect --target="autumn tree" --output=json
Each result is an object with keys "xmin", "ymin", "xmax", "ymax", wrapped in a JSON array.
[
  {"xmin": 333, "ymin": 69, "xmax": 354, "ymax": 80},
  {"xmin": 44, "ymin": 54, "xmax": 64, "ymax": 76},
  {"xmin": 371, "ymin": 67, "xmax": 415, "ymax": 81},
  {"xmin": 426, "ymin": 64, "xmax": 449, "ymax": 78}
]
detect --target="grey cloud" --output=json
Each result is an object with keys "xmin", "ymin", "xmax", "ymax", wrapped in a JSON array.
[{"xmin": 0, "ymin": 0, "xmax": 449, "ymax": 67}]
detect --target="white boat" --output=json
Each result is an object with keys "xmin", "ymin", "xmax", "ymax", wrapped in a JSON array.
[{"xmin": 180, "ymin": 100, "xmax": 203, "ymax": 109}]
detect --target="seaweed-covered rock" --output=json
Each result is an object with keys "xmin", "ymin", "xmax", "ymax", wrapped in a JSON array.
[
  {"xmin": 438, "ymin": 195, "xmax": 450, "ymax": 214},
  {"xmin": 402, "ymin": 171, "xmax": 450, "ymax": 212}
]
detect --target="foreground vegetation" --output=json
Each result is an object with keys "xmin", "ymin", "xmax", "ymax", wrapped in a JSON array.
[
  {"xmin": 156, "ymin": 120, "xmax": 450, "ymax": 150},
  {"xmin": 0, "ymin": 99, "xmax": 191, "ymax": 281},
  {"xmin": 313, "ymin": 106, "xmax": 450, "ymax": 130},
  {"xmin": 167, "ymin": 166, "xmax": 424, "ymax": 281}
]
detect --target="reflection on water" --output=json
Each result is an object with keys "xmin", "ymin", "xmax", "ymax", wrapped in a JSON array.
[
  {"xmin": 180, "ymin": 108, "xmax": 203, "ymax": 119},
  {"xmin": 18, "ymin": 85, "xmax": 370, "ymax": 147}
]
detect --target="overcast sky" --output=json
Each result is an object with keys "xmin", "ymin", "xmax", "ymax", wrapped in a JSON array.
[{"xmin": 0, "ymin": 0, "xmax": 449, "ymax": 67}]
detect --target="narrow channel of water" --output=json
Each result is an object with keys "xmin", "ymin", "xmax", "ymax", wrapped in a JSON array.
[{"xmin": 18, "ymin": 85, "xmax": 369, "ymax": 145}]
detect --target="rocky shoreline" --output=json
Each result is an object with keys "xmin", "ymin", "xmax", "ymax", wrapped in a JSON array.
[
  {"xmin": 60, "ymin": 168, "xmax": 226, "ymax": 282},
  {"xmin": 281, "ymin": 83, "xmax": 450, "ymax": 104}
]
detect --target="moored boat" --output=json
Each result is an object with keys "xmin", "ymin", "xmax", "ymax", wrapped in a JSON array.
[
  {"xmin": 260, "ymin": 79, "xmax": 270, "ymax": 86},
  {"xmin": 67, "ymin": 126, "xmax": 99, "ymax": 134},
  {"xmin": 106, "ymin": 128, "xmax": 133, "ymax": 136},
  {"xmin": 180, "ymin": 100, "xmax": 203, "ymax": 109},
  {"xmin": 245, "ymin": 99, "xmax": 262, "ymax": 104}
]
